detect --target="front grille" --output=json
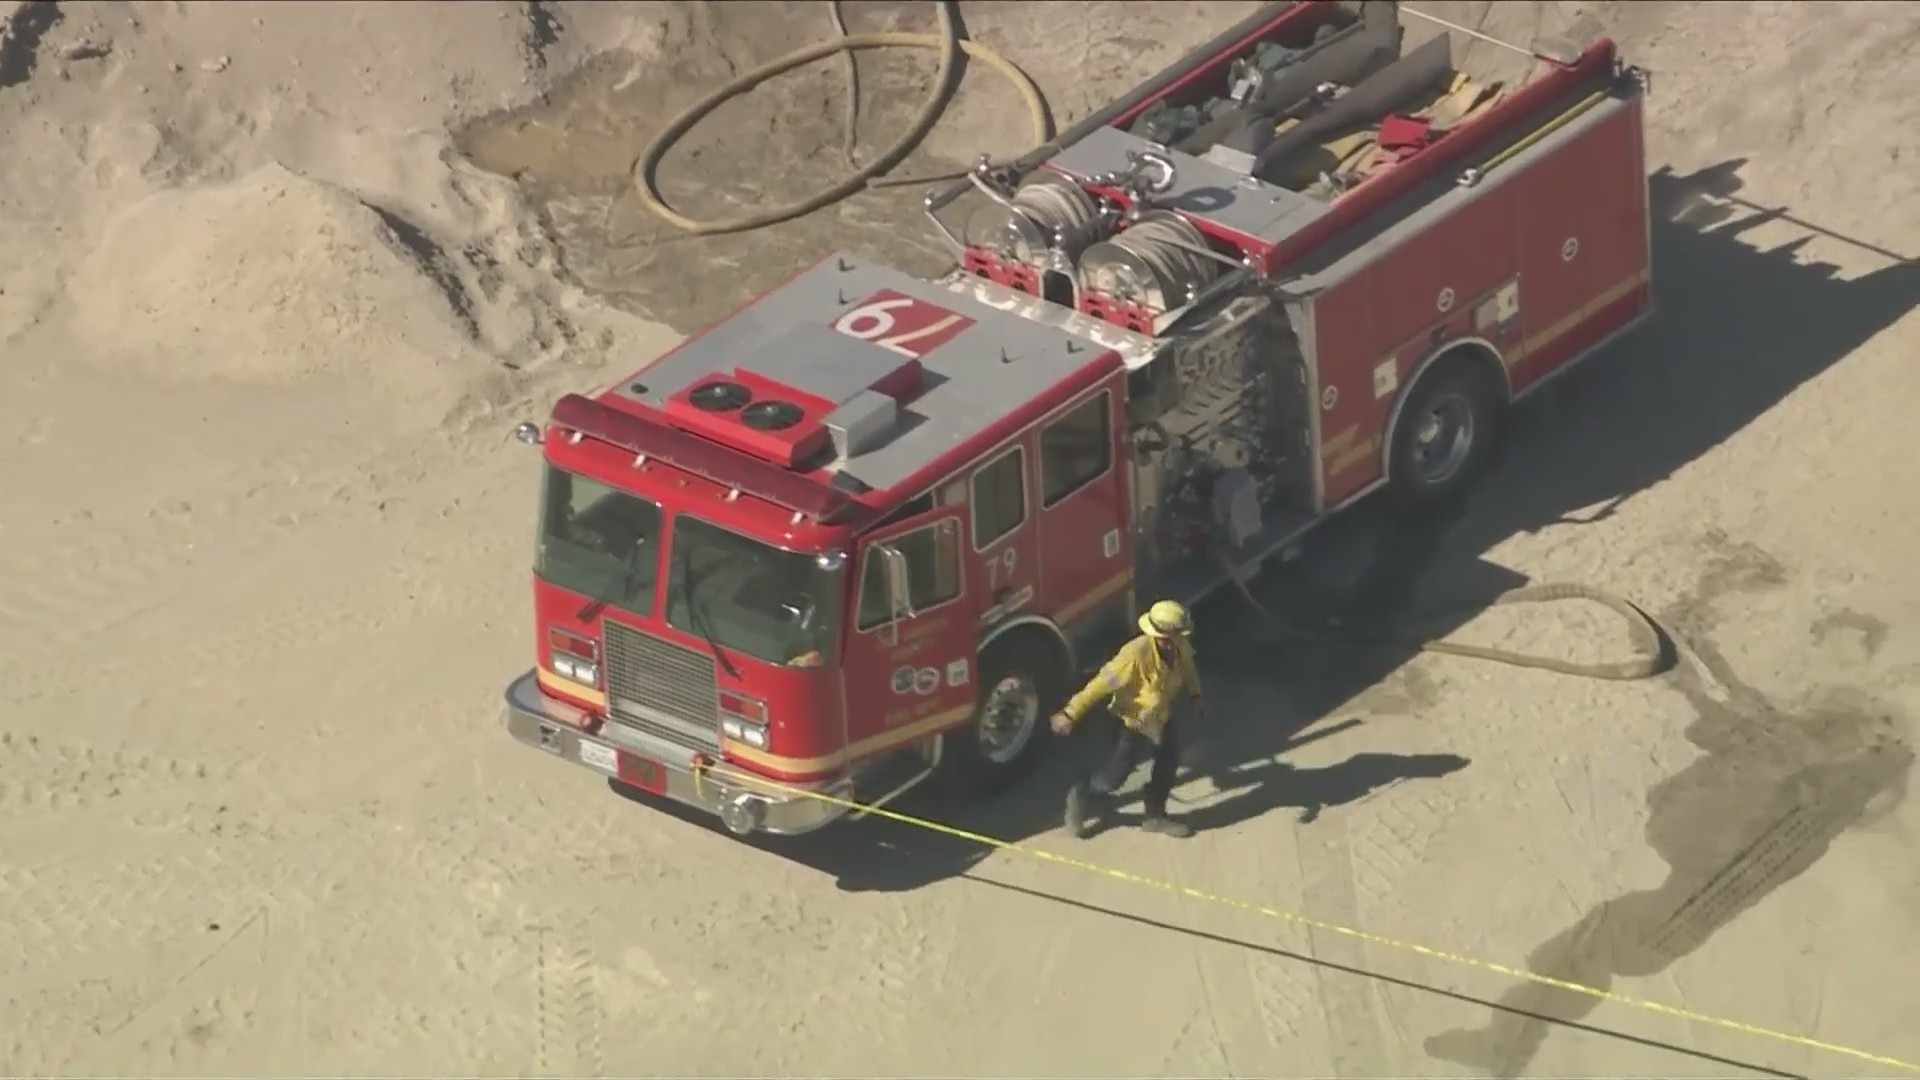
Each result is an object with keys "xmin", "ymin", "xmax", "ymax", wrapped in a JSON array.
[{"xmin": 603, "ymin": 620, "xmax": 721, "ymax": 755}]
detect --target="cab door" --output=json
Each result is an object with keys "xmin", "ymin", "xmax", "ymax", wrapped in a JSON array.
[
  {"xmin": 968, "ymin": 439, "xmax": 1040, "ymax": 633},
  {"xmin": 1034, "ymin": 383, "xmax": 1131, "ymax": 620},
  {"xmin": 840, "ymin": 507, "xmax": 981, "ymax": 757}
]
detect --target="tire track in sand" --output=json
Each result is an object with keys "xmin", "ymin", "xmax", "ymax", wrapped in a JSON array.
[
  {"xmin": 0, "ymin": 728, "xmax": 256, "ymax": 817},
  {"xmin": 534, "ymin": 922, "xmax": 603, "ymax": 1079},
  {"xmin": 0, "ymin": 438, "xmax": 412, "ymax": 644},
  {"xmin": 1236, "ymin": 830, "xmax": 1316, "ymax": 1067},
  {"xmin": 0, "ymin": 837, "xmax": 308, "ymax": 979},
  {"xmin": 0, "ymin": 429, "xmax": 481, "ymax": 667},
  {"xmin": 0, "ymin": 497, "xmax": 517, "ymax": 715},
  {"xmin": 1294, "ymin": 784, "xmax": 1460, "ymax": 1076}
]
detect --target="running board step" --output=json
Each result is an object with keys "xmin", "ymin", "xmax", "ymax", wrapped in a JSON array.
[{"xmin": 848, "ymin": 739, "xmax": 941, "ymax": 819}]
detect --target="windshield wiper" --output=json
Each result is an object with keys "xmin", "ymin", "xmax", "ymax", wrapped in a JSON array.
[
  {"xmin": 575, "ymin": 536, "xmax": 649, "ymax": 623},
  {"xmin": 677, "ymin": 541, "xmax": 741, "ymax": 679}
]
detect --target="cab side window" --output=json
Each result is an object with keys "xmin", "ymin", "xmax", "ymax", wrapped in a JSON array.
[
  {"xmin": 971, "ymin": 447, "xmax": 1026, "ymax": 549},
  {"xmin": 1041, "ymin": 391, "xmax": 1112, "ymax": 507},
  {"xmin": 858, "ymin": 517, "xmax": 962, "ymax": 630}
]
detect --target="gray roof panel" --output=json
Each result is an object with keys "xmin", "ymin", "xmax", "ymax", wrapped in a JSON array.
[
  {"xmin": 607, "ymin": 253, "xmax": 1155, "ymax": 496},
  {"xmin": 735, "ymin": 321, "xmax": 917, "ymax": 405}
]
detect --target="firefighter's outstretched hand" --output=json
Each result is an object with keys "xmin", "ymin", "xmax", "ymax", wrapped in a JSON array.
[{"xmin": 1049, "ymin": 712, "xmax": 1073, "ymax": 736}]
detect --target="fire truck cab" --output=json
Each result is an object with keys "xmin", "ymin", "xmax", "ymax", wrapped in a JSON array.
[{"xmin": 503, "ymin": 0, "xmax": 1653, "ymax": 837}]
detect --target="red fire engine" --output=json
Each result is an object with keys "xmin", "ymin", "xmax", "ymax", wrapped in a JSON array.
[{"xmin": 504, "ymin": 0, "xmax": 1653, "ymax": 837}]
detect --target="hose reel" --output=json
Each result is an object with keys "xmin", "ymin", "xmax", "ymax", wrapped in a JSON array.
[
  {"xmin": 1076, "ymin": 210, "xmax": 1222, "ymax": 312},
  {"xmin": 961, "ymin": 172, "xmax": 1103, "ymax": 269}
]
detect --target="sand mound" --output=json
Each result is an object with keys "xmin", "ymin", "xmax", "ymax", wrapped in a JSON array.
[{"xmin": 61, "ymin": 161, "xmax": 482, "ymax": 408}]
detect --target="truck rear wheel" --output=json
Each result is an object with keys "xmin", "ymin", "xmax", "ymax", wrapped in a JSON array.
[
  {"xmin": 1387, "ymin": 357, "xmax": 1503, "ymax": 509},
  {"xmin": 942, "ymin": 635, "xmax": 1065, "ymax": 796}
]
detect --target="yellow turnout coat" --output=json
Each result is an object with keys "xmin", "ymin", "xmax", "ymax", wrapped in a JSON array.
[{"xmin": 1059, "ymin": 633, "xmax": 1203, "ymax": 744}]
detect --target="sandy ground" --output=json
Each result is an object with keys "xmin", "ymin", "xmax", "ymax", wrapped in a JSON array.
[{"xmin": 2, "ymin": 0, "xmax": 1917, "ymax": 1076}]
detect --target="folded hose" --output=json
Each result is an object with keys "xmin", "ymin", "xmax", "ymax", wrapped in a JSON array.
[{"xmin": 633, "ymin": 0, "xmax": 1052, "ymax": 237}]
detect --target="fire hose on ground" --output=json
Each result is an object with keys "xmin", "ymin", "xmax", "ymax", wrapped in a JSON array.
[
  {"xmin": 1216, "ymin": 551, "xmax": 1670, "ymax": 681},
  {"xmin": 632, "ymin": 0, "xmax": 1051, "ymax": 237}
]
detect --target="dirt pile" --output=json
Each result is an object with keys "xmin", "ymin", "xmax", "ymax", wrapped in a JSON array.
[{"xmin": 63, "ymin": 162, "xmax": 477, "ymax": 404}]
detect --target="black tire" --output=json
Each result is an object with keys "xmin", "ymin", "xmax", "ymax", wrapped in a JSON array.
[
  {"xmin": 1386, "ymin": 357, "xmax": 1503, "ymax": 509},
  {"xmin": 940, "ymin": 633, "xmax": 1067, "ymax": 796}
]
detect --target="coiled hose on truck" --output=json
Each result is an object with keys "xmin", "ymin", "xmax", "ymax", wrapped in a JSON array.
[{"xmin": 631, "ymin": 0, "xmax": 1672, "ymax": 684}]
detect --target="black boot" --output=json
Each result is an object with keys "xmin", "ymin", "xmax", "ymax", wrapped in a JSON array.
[
  {"xmin": 1064, "ymin": 783, "xmax": 1093, "ymax": 839},
  {"xmin": 1140, "ymin": 811, "xmax": 1194, "ymax": 838}
]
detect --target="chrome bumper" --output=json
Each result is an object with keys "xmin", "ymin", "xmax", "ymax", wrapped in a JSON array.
[{"xmin": 501, "ymin": 671, "xmax": 853, "ymax": 837}]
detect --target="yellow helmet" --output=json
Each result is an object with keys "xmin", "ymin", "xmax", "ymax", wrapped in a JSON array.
[{"xmin": 1138, "ymin": 599, "xmax": 1193, "ymax": 638}]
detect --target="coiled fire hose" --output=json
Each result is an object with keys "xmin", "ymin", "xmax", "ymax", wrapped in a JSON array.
[{"xmin": 632, "ymin": 0, "xmax": 1052, "ymax": 236}]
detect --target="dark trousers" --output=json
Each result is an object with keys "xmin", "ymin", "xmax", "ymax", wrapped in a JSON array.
[{"xmin": 1078, "ymin": 707, "xmax": 1181, "ymax": 816}]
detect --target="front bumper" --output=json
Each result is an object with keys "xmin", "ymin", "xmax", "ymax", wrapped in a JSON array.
[{"xmin": 502, "ymin": 670, "xmax": 853, "ymax": 836}]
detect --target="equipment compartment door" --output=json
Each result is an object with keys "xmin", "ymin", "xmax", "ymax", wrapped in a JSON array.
[
  {"xmin": 842, "ymin": 507, "xmax": 982, "ymax": 753},
  {"xmin": 1509, "ymin": 107, "xmax": 1604, "ymax": 389}
]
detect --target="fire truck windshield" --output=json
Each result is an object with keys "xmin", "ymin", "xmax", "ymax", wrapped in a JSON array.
[
  {"xmin": 534, "ymin": 465, "xmax": 664, "ymax": 615},
  {"xmin": 665, "ymin": 516, "xmax": 841, "ymax": 668}
]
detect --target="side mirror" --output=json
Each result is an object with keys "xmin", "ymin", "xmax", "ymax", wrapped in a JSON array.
[
  {"xmin": 877, "ymin": 543, "xmax": 914, "ymax": 646},
  {"xmin": 513, "ymin": 421, "xmax": 544, "ymax": 446}
]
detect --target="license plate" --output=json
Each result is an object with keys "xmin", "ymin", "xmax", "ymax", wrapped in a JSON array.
[{"xmin": 578, "ymin": 738, "xmax": 619, "ymax": 774}]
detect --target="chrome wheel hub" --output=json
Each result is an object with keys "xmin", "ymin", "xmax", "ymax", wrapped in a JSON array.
[
  {"xmin": 1410, "ymin": 393, "xmax": 1474, "ymax": 485},
  {"xmin": 978, "ymin": 674, "xmax": 1040, "ymax": 764}
]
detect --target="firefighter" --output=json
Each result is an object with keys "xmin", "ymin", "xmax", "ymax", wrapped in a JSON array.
[{"xmin": 1049, "ymin": 600, "xmax": 1205, "ymax": 839}]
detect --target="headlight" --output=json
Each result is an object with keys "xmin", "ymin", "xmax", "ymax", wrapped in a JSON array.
[
  {"xmin": 719, "ymin": 691, "xmax": 769, "ymax": 749},
  {"xmin": 552, "ymin": 654, "xmax": 598, "ymax": 685},
  {"xmin": 721, "ymin": 717, "xmax": 769, "ymax": 749},
  {"xmin": 546, "ymin": 629, "xmax": 601, "ymax": 687}
]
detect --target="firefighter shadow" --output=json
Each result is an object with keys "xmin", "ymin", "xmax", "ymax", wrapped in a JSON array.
[{"xmin": 1168, "ymin": 750, "xmax": 1471, "ymax": 833}]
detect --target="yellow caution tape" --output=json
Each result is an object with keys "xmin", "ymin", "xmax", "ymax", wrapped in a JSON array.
[{"xmin": 727, "ymin": 773, "xmax": 1918, "ymax": 1074}]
